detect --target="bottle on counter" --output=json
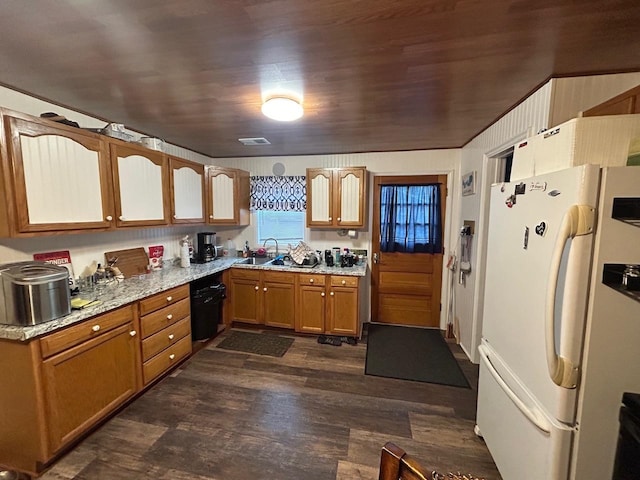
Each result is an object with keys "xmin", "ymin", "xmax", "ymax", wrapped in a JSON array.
[
  {"xmin": 180, "ymin": 236, "xmax": 190, "ymax": 268},
  {"xmin": 226, "ymin": 238, "xmax": 236, "ymax": 258}
]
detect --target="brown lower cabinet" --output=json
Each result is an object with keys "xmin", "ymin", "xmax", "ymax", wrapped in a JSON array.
[
  {"xmin": 0, "ymin": 285, "xmax": 193, "ymax": 476},
  {"xmin": 229, "ymin": 268, "xmax": 361, "ymax": 337},
  {"xmin": 229, "ymin": 269, "xmax": 296, "ymax": 328},
  {"xmin": 296, "ymin": 273, "xmax": 360, "ymax": 336}
]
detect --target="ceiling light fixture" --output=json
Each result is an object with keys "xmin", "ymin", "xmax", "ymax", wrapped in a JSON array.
[{"xmin": 261, "ymin": 96, "xmax": 303, "ymax": 122}]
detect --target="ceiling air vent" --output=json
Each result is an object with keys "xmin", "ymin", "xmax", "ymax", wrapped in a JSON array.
[{"xmin": 238, "ymin": 137, "xmax": 271, "ymax": 146}]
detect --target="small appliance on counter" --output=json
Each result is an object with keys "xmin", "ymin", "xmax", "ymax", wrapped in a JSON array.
[
  {"xmin": 0, "ymin": 261, "xmax": 71, "ymax": 326},
  {"xmin": 324, "ymin": 250, "xmax": 334, "ymax": 266},
  {"xmin": 195, "ymin": 232, "xmax": 221, "ymax": 263}
]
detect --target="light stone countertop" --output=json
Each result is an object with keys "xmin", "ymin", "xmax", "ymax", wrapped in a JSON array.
[{"xmin": 0, "ymin": 257, "xmax": 367, "ymax": 342}]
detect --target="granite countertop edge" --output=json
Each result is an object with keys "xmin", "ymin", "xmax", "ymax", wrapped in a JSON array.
[{"xmin": 0, "ymin": 259, "xmax": 367, "ymax": 342}]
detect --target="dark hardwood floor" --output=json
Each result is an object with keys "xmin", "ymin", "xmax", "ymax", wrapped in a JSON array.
[{"xmin": 39, "ymin": 327, "xmax": 501, "ymax": 480}]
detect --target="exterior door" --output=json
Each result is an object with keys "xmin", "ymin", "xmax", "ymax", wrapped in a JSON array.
[{"xmin": 371, "ymin": 175, "xmax": 446, "ymax": 328}]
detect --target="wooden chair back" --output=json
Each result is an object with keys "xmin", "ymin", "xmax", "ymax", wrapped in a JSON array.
[{"xmin": 379, "ymin": 442, "xmax": 431, "ymax": 480}]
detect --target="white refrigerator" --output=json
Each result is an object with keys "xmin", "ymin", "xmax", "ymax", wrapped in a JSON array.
[{"xmin": 476, "ymin": 164, "xmax": 640, "ymax": 479}]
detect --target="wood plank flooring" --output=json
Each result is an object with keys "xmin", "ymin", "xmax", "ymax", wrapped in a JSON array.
[{"xmin": 39, "ymin": 327, "xmax": 501, "ymax": 480}]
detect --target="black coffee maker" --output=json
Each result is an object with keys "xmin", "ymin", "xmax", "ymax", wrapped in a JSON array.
[
  {"xmin": 324, "ymin": 249, "xmax": 334, "ymax": 266},
  {"xmin": 196, "ymin": 232, "xmax": 216, "ymax": 263}
]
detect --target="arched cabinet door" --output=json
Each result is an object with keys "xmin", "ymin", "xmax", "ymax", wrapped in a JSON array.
[
  {"xmin": 4, "ymin": 112, "xmax": 115, "ymax": 234},
  {"xmin": 306, "ymin": 167, "xmax": 367, "ymax": 228},
  {"xmin": 169, "ymin": 157, "xmax": 205, "ymax": 224},
  {"xmin": 110, "ymin": 142, "xmax": 170, "ymax": 228},
  {"xmin": 206, "ymin": 166, "xmax": 250, "ymax": 226}
]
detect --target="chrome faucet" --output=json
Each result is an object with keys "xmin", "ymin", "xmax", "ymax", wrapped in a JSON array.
[{"xmin": 263, "ymin": 237, "xmax": 279, "ymax": 257}]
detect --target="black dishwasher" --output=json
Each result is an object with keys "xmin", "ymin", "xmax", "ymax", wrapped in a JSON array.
[{"xmin": 190, "ymin": 275, "xmax": 226, "ymax": 341}]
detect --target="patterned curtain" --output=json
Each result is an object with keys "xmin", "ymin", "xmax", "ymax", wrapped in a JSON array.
[
  {"xmin": 380, "ymin": 184, "xmax": 443, "ymax": 253},
  {"xmin": 250, "ymin": 176, "xmax": 306, "ymax": 211}
]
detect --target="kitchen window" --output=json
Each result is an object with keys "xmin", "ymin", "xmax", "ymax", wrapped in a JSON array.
[{"xmin": 251, "ymin": 175, "xmax": 306, "ymax": 245}]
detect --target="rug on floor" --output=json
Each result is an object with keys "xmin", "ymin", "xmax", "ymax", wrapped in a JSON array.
[
  {"xmin": 216, "ymin": 330, "xmax": 294, "ymax": 357},
  {"xmin": 365, "ymin": 323, "xmax": 470, "ymax": 388}
]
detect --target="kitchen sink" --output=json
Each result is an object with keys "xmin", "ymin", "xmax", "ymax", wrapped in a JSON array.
[{"xmin": 240, "ymin": 257, "xmax": 274, "ymax": 265}]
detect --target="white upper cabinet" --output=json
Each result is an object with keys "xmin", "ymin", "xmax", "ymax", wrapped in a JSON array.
[
  {"xmin": 206, "ymin": 167, "xmax": 250, "ymax": 226},
  {"xmin": 308, "ymin": 169, "xmax": 333, "ymax": 226},
  {"xmin": 110, "ymin": 142, "xmax": 169, "ymax": 227},
  {"xmin": 2, "ymin": 112, "xmax": 115, "ymax": 235},
  {"xmin": 169, "ymin": 157, "xmax": 205, "ymax": 224},
  {"xmin": 306, "ymin": 167, "xmax": 366, "ymax": 228}
]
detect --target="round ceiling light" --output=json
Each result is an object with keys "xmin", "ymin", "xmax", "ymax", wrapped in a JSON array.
[{"xmin": 261, "ymin": 96, "xmax": 303, "ymax": 122}]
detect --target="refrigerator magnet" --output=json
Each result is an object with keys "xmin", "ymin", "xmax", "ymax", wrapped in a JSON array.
[{"xmin": 535, "ymin": 222, "xmax": 547, "ymax": 236}]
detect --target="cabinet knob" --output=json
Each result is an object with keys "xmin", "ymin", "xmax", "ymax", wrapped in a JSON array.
[
  {"xmin": 263, "ymin": 287, "xmax": 267, "ymax": 292},
  {"xmin": 309, "ymin": 278, "xmax": 314, "ymax": 283},
  {"xmin": 119, "ymin": 215, "xmax": 125, "ymax": 221},
  {"xmin": 106, "ymin": 215, "xmax": 113, "ymax": 221},
  {"xmin": 255, "ymin": 285, "xmax": 259, "ymax": 291},
  {"xmin": 173, "ymin": 214, "xmax": 177, "ymax": 219},
  {"xmin": 168, "ymin": 333, "xmax": 175, "ymax": 340},
  {"xmin": 330, "ymin": 292, "xmax": 335, "ymax": 296},
  {"xmin": 166, "ymin": 296, "xmax": 173, "ymax": 302},
  {"xmin": 129, "ymin": 330, "xmax": 137, "ymax": 337},
  {"xmin": 209, "ymin": 214, "xmax": 214, "ymax": 219},
  {"xmin": 321, "ymin": 292, "xmax": 325, "ymax": 297},
  {"xmin": 92, "ymin": 325, "xmax": 101, "ymax": 332},
  {"xmin": 328, "ymin": 216, "xmax": 332, "ymax": 221},
  {"xmin": 337, "ymin": 217, "xmax": 341, "ymax": 222},
  {"xmin": 167, "ymin": 314, "xmax": 173, "ymax": 320},
  {"xmin": 341, "ymin": 280, "xmax": 346, "ymax": 285},
  {"xmin": 169, "ymin": 353, "xmax": 175, "ymax": 360}
]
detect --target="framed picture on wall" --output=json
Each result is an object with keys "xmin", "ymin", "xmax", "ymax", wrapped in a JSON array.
[{"xmin": 462, "ymin": 171, "xmax": 476, "ymax": 196}]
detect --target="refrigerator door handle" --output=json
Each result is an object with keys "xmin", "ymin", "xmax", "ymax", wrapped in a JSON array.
[
  {"xmin": 545, "ymin": 204, "xmax": 595, "ymax": 389},
  {"xmin": 479, "ymin": 345, "xmax": 551, "ymax": 434}
]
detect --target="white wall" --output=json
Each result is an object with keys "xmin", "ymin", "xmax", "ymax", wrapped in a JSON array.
[
  {"xmin": 214, "ymin": 149, "xmax": 461, "ymax": 327},
  {"xmin": 0, "ymin": 86, "xmax": 215, "ymax": 275},
  {"xmin": 549, "ymin": 72, "xmax": 640, "ymax": 127}
]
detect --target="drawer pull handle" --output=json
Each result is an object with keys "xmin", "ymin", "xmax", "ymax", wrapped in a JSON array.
[
  {"xmin": 129, "ymin": 330, "xmax": 137, "ymax": 337},
  {"xmin": 309, "ymin": 278, "xmax": 314, "ymax": 283},
  {"xmin": 341, "ymin": 280, "xmax": 346, "ymax": 285},
  {"xmin": 168, "ymin": 334, "xmax": 175, "ymax": 340},
  {"xmin": 255, "ymin": 286, "xmax": 259, "ymax": 291},
  {"xmin": 321, "ymin": 292, "xmax": 325, "ymax": 297},
  {"xmin": 169, "ymin": 353, "xmax": 175, "ymax": 360},
  {"xmin": 330, "ymin": 292, "xmax": 335, "ymax": 296},
  {"xmin": 167, "ymin": 314, "xmax": 173, "ymax": 320},
  {"xmin": 166, "ymin": 296, "xmax": 173, "ymax": 302},
  {"xmin": 91, "ymin": 325, "xmax": 101, "ymax": 332}
]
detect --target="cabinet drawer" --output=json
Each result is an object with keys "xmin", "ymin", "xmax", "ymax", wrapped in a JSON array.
[
  {"xmin": 139, "ymin": 285, "xmax": 189, "ymax": 316},
  {"xmin": 298, "ymin": 274, "xmax": 326, "ymax": 286},
  {"xmin": 263, "ymin": 271, "xmax": 294, "ymax": 284},
  {"xmin": 230, "ymin": 268, "xmax": 260, "ymax": 281},
  {"xmin": 140, "ymin": 297, "xmax": 190, "ymax": 338},
  {"xmin": 142, "ymin": 334, "xmax": 191, "ymax": 385},
  {"xmin": 40, "ymin": 305, "xmax": 135, "ymax": 359},
  {"xmin": 142, "ymin": 316, "xmax": 191, "ymax": 362},
  {"xmin": 330, "ymin": 276, "xmax": 359, "ymax": 288}
]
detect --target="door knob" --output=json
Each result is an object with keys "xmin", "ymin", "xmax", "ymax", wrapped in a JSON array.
[{"xmin": 373, "ymin": 252, "xmax": 379, "ymax": 264}]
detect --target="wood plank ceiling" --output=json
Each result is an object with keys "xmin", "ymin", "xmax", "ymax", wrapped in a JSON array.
[{"xmin": 0, "ymin": 0, "xmax": 639, "ymax": 158}]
